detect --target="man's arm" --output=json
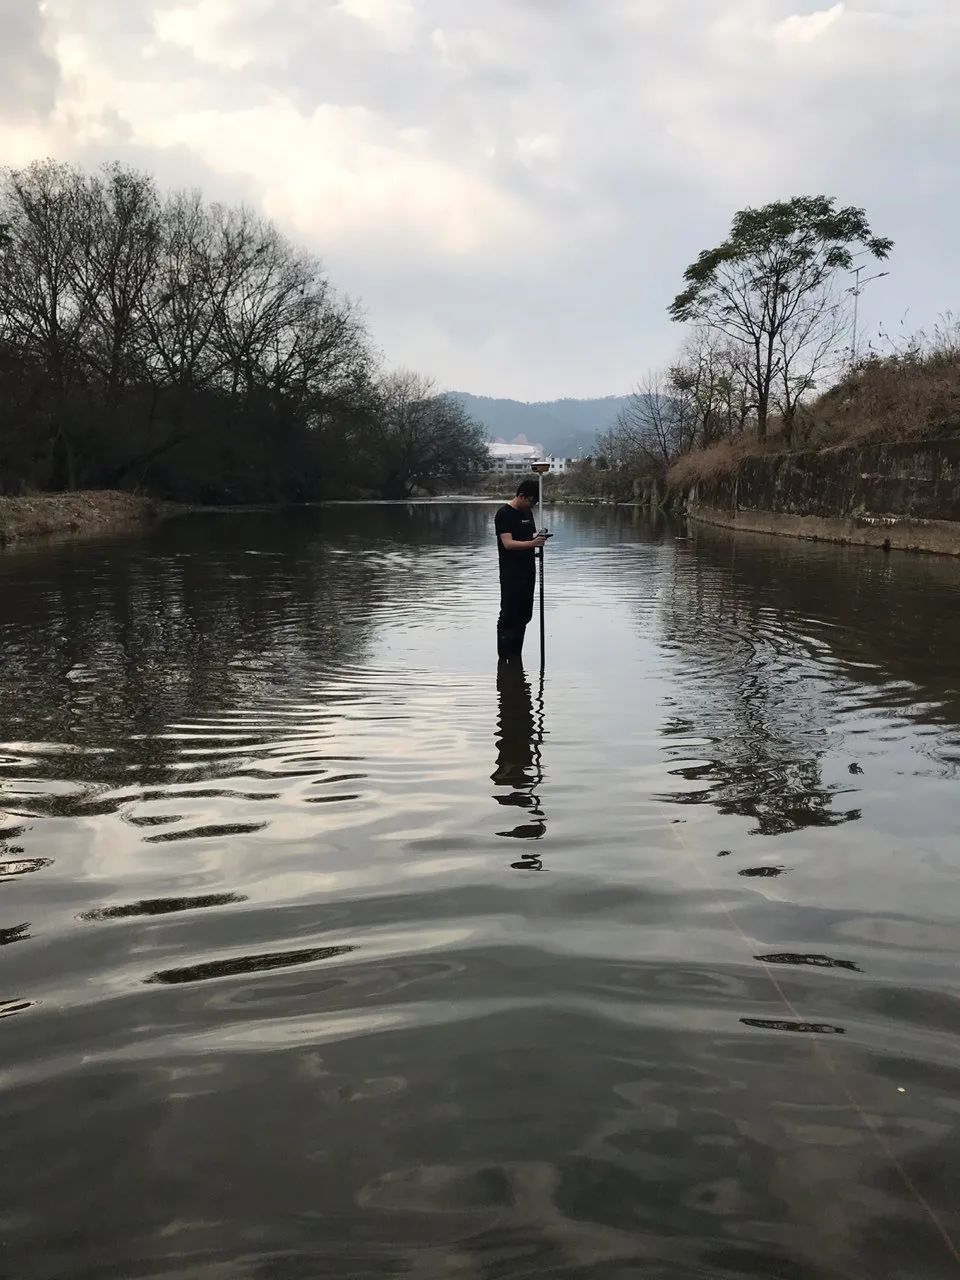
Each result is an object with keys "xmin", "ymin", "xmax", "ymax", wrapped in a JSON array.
[{"xmin": 499, "ymin": 531, "xmax": 545, "ymax": 551}]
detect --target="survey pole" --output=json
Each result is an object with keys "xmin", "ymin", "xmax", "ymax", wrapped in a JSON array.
[{"xmin": 532, "ymin": 461, "xmax": 551, "ymax": 671}]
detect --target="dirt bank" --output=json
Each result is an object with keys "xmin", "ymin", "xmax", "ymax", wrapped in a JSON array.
[{"xmin": 0, "ymin": 491, "xmax": 167, "ymax": 547}]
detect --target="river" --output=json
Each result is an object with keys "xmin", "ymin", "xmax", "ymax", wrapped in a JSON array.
[{"xmin": 1, "ymin": 502, "xmax": 959, "ymax": 1279}]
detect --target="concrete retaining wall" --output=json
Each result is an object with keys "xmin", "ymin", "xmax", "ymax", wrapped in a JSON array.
[{"xmin": 687, "ymin": 440, "xmax": 960, "ymax": 556}]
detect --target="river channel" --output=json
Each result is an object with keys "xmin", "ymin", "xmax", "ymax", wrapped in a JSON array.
[{"xmin": 1, "ymin": 502, "xmax": 959, "ymax": 1279}]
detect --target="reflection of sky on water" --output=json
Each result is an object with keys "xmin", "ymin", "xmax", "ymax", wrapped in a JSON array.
[
  {"xmin": 4, "ymin": 501, "xmax": 958, "ymax": 940},
  {"xmin": 2, "ymin": 504, "xmax": 960, "ymax": 1280}
]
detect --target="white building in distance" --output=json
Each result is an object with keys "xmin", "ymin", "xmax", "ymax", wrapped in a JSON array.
[{"xmin": 485, "ymin": 443, "xmax": 572, "ymax": 475}]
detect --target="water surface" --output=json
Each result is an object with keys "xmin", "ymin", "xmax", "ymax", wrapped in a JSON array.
[{"xmin": 1, "ymin": 503, "xmax": 959, "ymax": 1279}]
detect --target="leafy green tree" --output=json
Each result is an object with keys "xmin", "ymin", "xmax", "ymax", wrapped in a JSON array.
[{"xmin": 669, "ymin": 196, "xmax": 892, "ymax": 441}]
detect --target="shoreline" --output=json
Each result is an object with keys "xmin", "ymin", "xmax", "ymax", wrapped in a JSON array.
[
  {"xmin": 0, "ymin": 490, "xmax": 656, "ymax": 551},
  {"xmin": 0, "ymin": 491, "xmax": 181, "ymax": 548},
  {"xmin": 686, "ymin": 502, "xmax": 960, "ymax": 557}
]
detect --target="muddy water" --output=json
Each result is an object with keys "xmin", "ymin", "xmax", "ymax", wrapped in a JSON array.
[{"xmin": 1, "ymin": 503, "xmax": 959, "ymax": 1279}]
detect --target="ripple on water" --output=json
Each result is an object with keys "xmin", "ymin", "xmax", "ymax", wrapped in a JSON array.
[
  {"xmin": 1, "ymin": 506, "xmax": 960, "ymax": 1279},
  {"xmin": 0, "ymin": 998, "xmax": 36, "ymax": 1020},
  {"xmin": 0, "ymin": 857, "xmax": 52, "ymax": 879},
  {"xmin": 145, "ymin": 944, "xmax": 358, "ymax": 985},
  {"xmin": 81, "ymin": 894, "xmax": 247, "ymax": 921}
]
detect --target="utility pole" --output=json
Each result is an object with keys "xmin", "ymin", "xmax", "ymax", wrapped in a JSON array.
[{"xmin": 848, "ymin": 264, "xmax": 889, "ymax": 365}]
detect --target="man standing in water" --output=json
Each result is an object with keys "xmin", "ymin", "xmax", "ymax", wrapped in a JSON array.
[{"xmin": 495, "ymin": 479, "xmax": 546, "ymax": 662}]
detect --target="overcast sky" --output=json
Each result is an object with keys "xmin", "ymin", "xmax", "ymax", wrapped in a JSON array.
[{"xmin": 2, "ymin": 0, "xmax": 957, "ymax": 399}]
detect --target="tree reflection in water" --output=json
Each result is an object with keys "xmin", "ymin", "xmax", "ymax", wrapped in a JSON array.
[
  {"xmin": 756, "ymin": 952, "xmax": 861, "ymax": 972},
  {"xmin": 741, "ymin": 1017, "xmax": 845, "ymax": 1035},
  {"xmin": 657, "ymin": 534, "xmax": 864, "ymax": 836}
]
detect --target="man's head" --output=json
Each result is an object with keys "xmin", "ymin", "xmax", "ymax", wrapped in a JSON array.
[{"xmin": 515, "ymin": 479, "xmax": 539, "ymax": 509}]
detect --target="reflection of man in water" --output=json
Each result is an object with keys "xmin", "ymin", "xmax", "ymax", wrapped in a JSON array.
[
  {"xmin": 492, "ymin": 661, "xmax": 546, "ymax": 865},
  {"xmin": 495, "ymin": 480, "xmax": 546, "ymax": 662}
]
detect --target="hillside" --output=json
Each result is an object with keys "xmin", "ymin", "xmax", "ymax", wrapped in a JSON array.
[{"xmin": 451, "ymin": 392, "xmax": 632, "ymax": 458}]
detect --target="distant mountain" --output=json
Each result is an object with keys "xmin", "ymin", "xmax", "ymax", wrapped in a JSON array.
[{"xmin": 451, "ymin": 392, "xmax": 632, "ymax": 458}]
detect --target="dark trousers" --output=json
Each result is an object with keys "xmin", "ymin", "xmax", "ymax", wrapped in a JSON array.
[{"xmin": 497, "ymin": 570, "xmax": 535, "ymax": 660}]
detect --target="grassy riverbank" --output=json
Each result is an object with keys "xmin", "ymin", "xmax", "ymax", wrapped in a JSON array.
[
  {"xmin": 0, "ymin": 491, "xmax": 169, "ymax": 546},
  {"xmin": 668, "ymin": 331, "xmax": 960, "ymax": 493}
]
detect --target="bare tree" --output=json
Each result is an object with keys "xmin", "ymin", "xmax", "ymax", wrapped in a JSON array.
[
  {"xmin": 0, "ymin": 160, "xmax": 92, "ymax": 485},
  {"xmin": 70, "ymin": 165, "xmax": 161, "ymax": 408},
  {"xmin": 774, "ymin": 288, "xmax": 845, "ymax": 447},
  {"xmin": 611, "ymin": 357, "xmax": 717, "ymax": 473},
  {"xmin": 0, "ymin": 158, "xmax": 474, "ymax": 503},
  {"xmin": 141, "ymin": 190, "xmax": 232, "ymax": 394},
  {"xmin": 672, "ymin": 328, "xmax": 753, "ymax": 446},
  {"xmin": 366, "ymin": 371, "xmax": 487, "ymax": 498}
]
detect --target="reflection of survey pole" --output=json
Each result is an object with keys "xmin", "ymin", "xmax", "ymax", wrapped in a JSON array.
[{"xmin": 532, "ymin": 461, "xmax": 551, "ymax": 670}]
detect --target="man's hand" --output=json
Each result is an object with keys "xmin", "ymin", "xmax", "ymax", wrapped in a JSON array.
[{"xmin": 499, "ymin": 531, "xmax": 547, "ymax": 551}]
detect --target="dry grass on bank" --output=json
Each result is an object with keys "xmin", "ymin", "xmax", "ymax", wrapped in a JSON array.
[
  {"xmin": 802, "ymin": 343, "xmax": 960, "ymax": 449},
  {"xmin": 666, "ymin": 438, "xmax": 767, "ymax": 491},
  {"xmin": 669, "ymin": 326, "xmax": 960, "ymax": 491},
  {"xmin": 0, "ymin": 490, "xmax": 161, "ymax": 545}
]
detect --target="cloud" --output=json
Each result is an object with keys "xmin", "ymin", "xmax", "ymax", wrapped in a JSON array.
[
  {"xmin": 776, "ymin": 4, "xmax": 845, "ymax": 45},
  {"xmin": 142, "ymin": 97, "xmax": 539, "ymax": 256},
  {"xmin": 0, "ymin": 0, "xmax": 60, "ymax": 115},
  {"xmin": 0, "ymin": 0, "xmax": 957, "ymax": 397},
  {"xmin": 153, "ymin": 0, "xmax": 260, "ymax": 70},
  {"xmin": 336, "ymin": 0, "xmax": 416, "ymax": 48}
]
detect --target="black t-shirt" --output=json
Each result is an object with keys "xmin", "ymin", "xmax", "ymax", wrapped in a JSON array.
[{"xmin": 495, "ymin": 504, "xmax": 537, "ymax": 578}]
